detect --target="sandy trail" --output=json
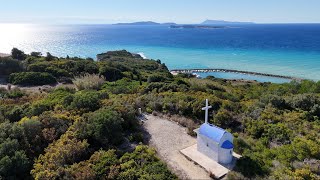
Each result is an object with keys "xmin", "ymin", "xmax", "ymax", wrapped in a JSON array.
[{"xmin": 143, "ymin": 114, "xmax": 210, "ymax": 180}]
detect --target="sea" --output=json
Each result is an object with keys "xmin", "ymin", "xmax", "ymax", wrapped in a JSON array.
[{"xmin": 1, "ymin": 23, "xmax": 320, "ymax": 83}]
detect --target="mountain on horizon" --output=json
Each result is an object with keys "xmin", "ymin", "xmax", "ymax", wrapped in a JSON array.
[
  {"xmin": 201, "ymin": 19, "xmax": 254, "ymax": 25},
  {"xmin": 115, "ymin": 21, "xmax": 176, "ymax": 25},
  {"xmin": 114, "ymin": 20, "xmax": 254, "ymax": 26}
]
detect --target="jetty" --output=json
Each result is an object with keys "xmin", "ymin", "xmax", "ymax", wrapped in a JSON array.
[{"xmin": 170, "ymin": 68, "xmax": 303, "ymax": 81}]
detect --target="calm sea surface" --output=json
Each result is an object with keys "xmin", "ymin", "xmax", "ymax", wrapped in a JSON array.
[{"xmin": 0, "ymin": 24, "xmax": 320, "ymax": 83}]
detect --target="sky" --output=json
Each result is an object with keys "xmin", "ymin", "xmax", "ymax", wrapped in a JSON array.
[{"xmin": 1, "ymin": 0, "xmax": 320, "ymax": 24}]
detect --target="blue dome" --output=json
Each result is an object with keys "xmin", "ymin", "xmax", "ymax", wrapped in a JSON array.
[
  {"xmin": 221, "ymin": 140, "xmax": 233, "ymax": 149},
  {"xmin": 198, "ymin": 123, "xmax": 226, "ymax": 143}
]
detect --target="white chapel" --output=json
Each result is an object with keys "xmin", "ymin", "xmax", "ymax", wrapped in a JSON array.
[{"xmin": 196, "ymin": 99, "xmax": 234, "ymax": 164}]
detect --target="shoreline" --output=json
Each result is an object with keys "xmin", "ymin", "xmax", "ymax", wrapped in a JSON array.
[
  {"xmin": 0, "ymin": 53, "xmax": 10, "ymax": 57},
  {"xmin": 170, "ymin": 68, "xmax": 303, "ymax": 81}
]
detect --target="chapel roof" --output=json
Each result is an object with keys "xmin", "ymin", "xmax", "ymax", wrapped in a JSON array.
[{"xmin": 198, "ymin": 123, "xmax": 227, "ymax": 143}]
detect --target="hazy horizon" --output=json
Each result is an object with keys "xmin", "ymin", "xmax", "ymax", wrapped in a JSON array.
[{"xmin": 1, "ymin": 0, "xmax": 320, "ymax": 24}]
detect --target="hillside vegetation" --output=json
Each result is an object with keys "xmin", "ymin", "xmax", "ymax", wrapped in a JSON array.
[{"xmin": 0, "ymin": 48, "xmax": 319, "ymax": 179}]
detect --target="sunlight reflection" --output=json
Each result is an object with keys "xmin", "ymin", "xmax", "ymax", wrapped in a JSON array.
[{"xmin": 0, "ymin": 23, "xmax": 33, "ymax": 53}]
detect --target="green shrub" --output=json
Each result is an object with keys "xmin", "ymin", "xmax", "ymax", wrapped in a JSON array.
[
  {"xmin": 102, "ymin": 78, "xmax": 140, "ymax": 94},
  {"xmin": 30, "ymin": 52, "xmax": 42, "ymax": 58},
  {"xmin": 235, "ymin": 156, "xmax": 269, "ymax": 178},
  {"xmin": 29, "ymin": 102, "xmax": 51, "ymax": 116},
  {"xmin": 213, "ymin": 109, "xmax": 234, "ymax": 128},
  {"xmin": 0, "ymin": 57, "xmax": 22, "ymax": 75},
  {"xmin": 28, "ymin": 62, "xmax": 70, "ymax": 78},
  {"xmin": 72, "ymin": 60, "xmax": 99, "ymax": 75},
  {"xmin": 87, "ymin": 108, "xmax": 124, "ymax": 145},
  {"xmin": 73, "ymin": 74, "xmax": 105, "ymax": 90},
  {"xmin": 287, "ymin": 94, "xmax": 319, "ymax": 111},
  {"xmin": 7, "ymin": 106, "xmax": 24, "ymax": 122},
  {"xmin": 26, "ymin": 62, "xmax": 48, "ymax": 72},
  {"xmin": 99, "ymin": 66, "xmax": 123, "ymax": 81},
  {"xmin": 9, "ymin": 72, "xmax": 57, "ymax": 86},
  {"xmin": 70, "ymin": 91, "xmax": 102, "ymax": 112},
  {"xmin": 147, "ymin": 75, "xmax": 166, "ymax": 83},
  {"xmin": 11, "ymin": 48, "xmax": 26, "ymax": 60},
  {"xmin": 27, "ymin": 88, "xmax": 74, "ymax": 116},
  {"xmin": 90, "ymin": 150, "xmax": 119, "ymax": 178}
]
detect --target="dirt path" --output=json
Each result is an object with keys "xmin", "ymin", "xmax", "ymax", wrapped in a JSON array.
[
  {"xmin": 143, "ymin": 114, "xmax": 210, "ymax": 180},
  {"xmin": 0, "ymin": 83, "xmax": 75, "ymax": 93}
]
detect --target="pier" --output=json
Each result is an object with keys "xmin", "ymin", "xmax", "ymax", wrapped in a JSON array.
[{"xmin": 170, "ymin": 68, "xmax": 303, "ymax": 81}]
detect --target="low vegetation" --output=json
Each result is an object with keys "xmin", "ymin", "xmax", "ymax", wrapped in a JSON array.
[
  {"xmin": 9, "ymin": 72, "xmax": 57, "ymax": 85},
  {"xmin": 73, "ymin": 73, "xmax": 105, "ymax": 90},
  {"xmin": 0, "ymin": 48, "xmax": 319, "ymax": 179}
]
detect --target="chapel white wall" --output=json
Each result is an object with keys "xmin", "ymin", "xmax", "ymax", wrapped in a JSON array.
[
  {"xmin": 197, "ymin": 134, "xmax": 219, "ymax": 162},
  {"xmin": 218, "ymin": 132, "xmax": 234, "ymax": 164}
]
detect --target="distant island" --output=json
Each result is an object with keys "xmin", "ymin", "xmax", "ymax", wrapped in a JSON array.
[
  {"xmin": 201, "ymin": 19, "xmax": 254, "ymax": 25},
  {"xmin": 114, "ymin": 21, "xmax": 177, "ymax": 25},
  {"xmin": 170, "ymin": 25, "xmax": 227, "ymax": 29},
  {"xmin": 114, "ymin": 20, "xmax": 254, "ymax": 26}
]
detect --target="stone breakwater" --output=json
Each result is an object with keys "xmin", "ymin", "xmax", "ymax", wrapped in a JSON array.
[{"xmin": 170, "ymin": 68, "xmax": 303, "ymax": 81}]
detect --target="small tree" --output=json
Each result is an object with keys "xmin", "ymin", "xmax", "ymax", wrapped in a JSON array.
[
  {"xmin": 11, "ymin": 48, "xmax": 26, "ymax": 60},
  {"xmin": 30, "ymin": 52, "xmax": 42, "ymax": 57},
  {"xmin": 45, "ymin": 52, "xmax": 55, "ymax": 61}
]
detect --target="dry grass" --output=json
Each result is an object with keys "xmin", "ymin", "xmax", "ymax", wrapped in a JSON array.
[
  {"xmin": 156, "ymin": 113, "xmax": 198, "ymax": 136},
  {"xmin": 72, "ymin": 73, "xmax": 105, "ymax": 90}
]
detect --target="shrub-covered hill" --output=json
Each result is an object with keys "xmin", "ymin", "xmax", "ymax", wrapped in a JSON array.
[
  {"xmin": 0, "ymin": 48, "xmax": 320, "ymax": 179},
  {"xmin": 0, "ymin": 49, "xmax": 172, "ymax": 85}
]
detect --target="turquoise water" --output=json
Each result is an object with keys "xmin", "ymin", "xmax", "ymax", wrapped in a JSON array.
[
  {"xmin": 0, "ymin": 24, "xmax": 320, "ymax": 82},
  {"xmin": 197, "ymin": 72, "xmax": 291, "ymax": 83}
]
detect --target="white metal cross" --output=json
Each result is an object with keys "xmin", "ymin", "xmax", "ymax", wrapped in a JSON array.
[{"xmin": 202, "ymin": 99, "xmax": 212, "ymax": 124}]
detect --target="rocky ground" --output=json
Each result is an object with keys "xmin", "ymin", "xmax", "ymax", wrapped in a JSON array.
[{"xmin": 143, "ymin": 114, "xmax": 210, "ymax": 180}]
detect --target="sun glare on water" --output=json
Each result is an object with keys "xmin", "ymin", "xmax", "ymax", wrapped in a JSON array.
[{"xmin": 0, "ymin": 23, "xmax": 33, "ymax": 53}]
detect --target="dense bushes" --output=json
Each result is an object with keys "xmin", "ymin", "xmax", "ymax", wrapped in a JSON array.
[
  {"xmin": 287, "ymin": 93, "xmax": 319, "ymax": 111},
  {"xmin": 71, "ymin": 60, "xmax": 99, "ymax": 75},
  {"xmin": 147, "ymin": 74, "xmax": 166, "ymax": 83},
  {"xmin": 27, "ymin": 62, "xmax": 70, "ymax": 78},
  {"xmin": 86, "ymin": 108, "xmax": 124, "ymax": 146},
  {"xmin": 9, "ymin": 72, "xmax": 56, "ymax": 85},
  {"xmin": 1, "ymin": 49, "xmax": 320, "ymax": 179},
  {"xmin": 32, "ymin": 144, "xmax": 176, "ymax": 180},
  {"xmin": 99, "ymin": 66, "xmax": 123, "ymax": 81},
  {"xmin": 69, "ymin": 91, "xmax": 103, "ymax": 112},
  {"xmin": 31, "ymin": 131, "xmax": 89, "ymax": 179},
  {"xmin": 0, "ymin": 140, "xmax": 30, "ymax": 179},
  {"xmin": 0, "ymin": 57, "xmax": 22, "ymax": 75},
  {"xmin": 102, "ymin": 78, "xmax": 141, "ymax": 94}
]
